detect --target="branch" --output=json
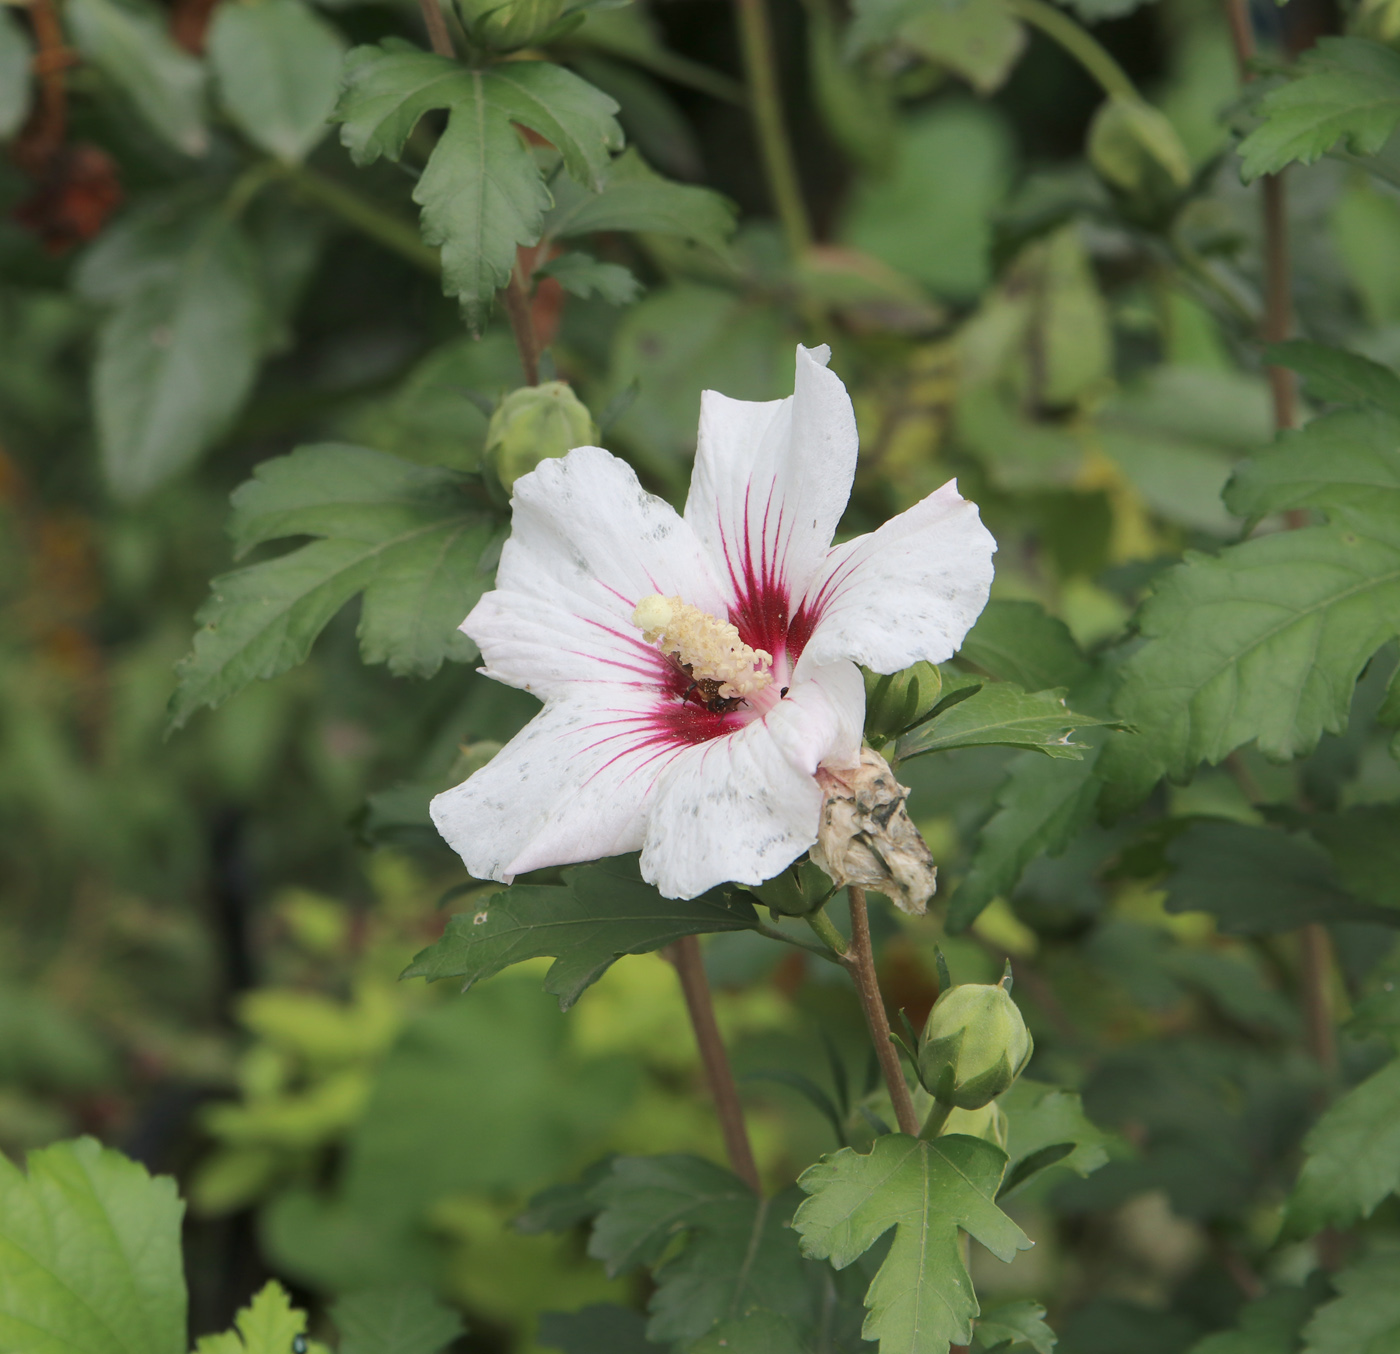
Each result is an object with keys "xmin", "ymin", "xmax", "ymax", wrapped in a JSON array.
[
  {"xmin": 667, "ymin": 935, "xmax": 763, "ymax": 1193},
  {"xmin": 844, "ymin": 887, "xmax": 921, "ymax": 1136}
]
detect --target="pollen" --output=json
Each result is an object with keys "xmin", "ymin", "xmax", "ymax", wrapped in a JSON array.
[{"xmin": 631, "ymin": 594, "xmax": 773, "ymax": 700}]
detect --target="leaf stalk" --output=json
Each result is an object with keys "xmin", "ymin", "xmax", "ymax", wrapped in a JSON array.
[{"xmin": 732, "ymin": 0, "xmax": 812, "ymax": 256}]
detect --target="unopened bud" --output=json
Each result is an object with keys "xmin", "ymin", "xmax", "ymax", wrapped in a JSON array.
[
  {"xmin": 942, "ymin": 1100, "xmax": 1009, "ymax": 1150},
  {"xmin": 486, "ymin": 382, "xmax": 597, "ymax": 492},
  {"xmin": 918, "ymin": 979, "xmax": 1033, "ymax": 1109},
  {"xmin": 455, "ymin": 0, "xmax": 569, "ymax": 48},
  {"xmin": 862, "ymin": 661, "xmax": 942, "ymax": 741},
  {"xmin": 1088, "ymin": 96, "xmax": 1192, "ymax": 222},
  {"xmin": 810, "ymin": 746, "xmax": 937, "ymax": 915}
]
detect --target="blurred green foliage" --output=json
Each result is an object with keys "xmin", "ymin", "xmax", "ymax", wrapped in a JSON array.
[{"xmin": 10, "ymin": 0, "xmax": 1400, "ymax": 1347}]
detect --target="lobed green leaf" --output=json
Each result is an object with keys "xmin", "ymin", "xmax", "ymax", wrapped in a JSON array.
[
  {"xmin": 331, "ymin": 1284, "xmax": 465, "ymax": 1354},
  {"xmin": 1114, "ymin": 509, "xmax": 1400, "ymax": 779},
  {"xmin": 1237, "ymin": 37, "xmax": 1400, "ymax": 181},
  {"xmin": 0, "ymin": 1137, "xmax": 186, "ymax": 1354},
  {"xmin": 947, "ymin": 749, "xmax": 1102, "ymax": 932},
  {"xmin": 794, "ymin": 1133, "xmax": 1031, "ymax": 1354},
  {"xmin": 587, "ymin": 1157, "xmax": 818, "ymax": 1351},
  {"xmin": 404, "ymin": 856, "xmax": 760, "ymax": 1009},
  {"xmin": 1284, "ymin": 1057, "xmax": 1400, "ymax": 1237},
  {"xmin": 171, "ymin": 444, "xmax": 493, "ymax": 727}
]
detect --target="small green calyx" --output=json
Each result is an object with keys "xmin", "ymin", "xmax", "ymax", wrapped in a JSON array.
[
  {"xmin": 862, "ymin": 661, "xmax": 942, "ymax": 742},
  {"xmin": 917, "ymin": 979, "xmax": 1033, "ymax": 1110},
  {"xmin": 486, "ymin": 382, "xmax": 598, "ymax": 492},
  {"xmin": 751, "ymin": 860, "xmax": 832, "ymax": 917}
]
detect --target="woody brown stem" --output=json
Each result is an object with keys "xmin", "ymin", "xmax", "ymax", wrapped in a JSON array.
[
  {"xmin": 668, "ymin": 934, "xmax": 763, "ymax": 1193},
  {"xmin": 845, "ymin": 887, "xmax": 921, "ymax": 1136},
  {"xmin": 417, "ymin": 0, "xmax": 455, "ymax": 57}
]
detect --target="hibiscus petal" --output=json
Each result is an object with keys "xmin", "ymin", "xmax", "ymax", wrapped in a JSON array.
[
  {"xmin": 640, "ymin": 723, "xmax": 822, "ymax": 899},
  {"xmin": 795, "ymin": 479, "xmax": 996, "ymax": 678},
  {"xmin": 430, "ymin": 690, "xmax": 683, "ymax": 882},
  {"xmin": 639, "ymin": 663, "xmax": 864, "ymax": 898},
  {"xmin": 685, "ymin": 345, "xmax": 858, "ymax": 651},
  {"xmin": 467, "ymin": 445, "xmax": 727, "ymax": 700}
]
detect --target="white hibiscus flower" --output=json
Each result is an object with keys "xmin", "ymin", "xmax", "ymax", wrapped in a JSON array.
[{"xmin": 431, "ymin": 345, "xmax": 996, "ymax": 900}]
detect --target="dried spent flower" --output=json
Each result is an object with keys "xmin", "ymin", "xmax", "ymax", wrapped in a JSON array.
[{"xmin": 808, "ymin": 746, "xmax": 937, "ymax": 916}]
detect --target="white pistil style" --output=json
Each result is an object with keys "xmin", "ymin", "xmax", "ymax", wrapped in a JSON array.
[{"xmin": 632, "ymin": 594, "xmax": 773, "ymax": 700}]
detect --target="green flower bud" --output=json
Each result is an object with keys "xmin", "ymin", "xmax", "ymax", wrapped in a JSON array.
[
  {"xmin": 1088, "ymin": 96, "xmax": 1192, "ymax": 226},
  {"xmin": 917, "ymin": 980, "xmax": 1033, "ymax": 1110},
  {"xmin": 862, "ymin": 661, "xmax": 942, "ymax": 740},
  {"xmin": 942, "ymin": 1101, "xmax": 1009, "ymax": 1151},
  {"xmin": 455, "ymin": 0, "xmax": 570, "ymax": 49},
  {"xmin": 486, "ymin": 382, "xmax": 598, "ymax": 493}
]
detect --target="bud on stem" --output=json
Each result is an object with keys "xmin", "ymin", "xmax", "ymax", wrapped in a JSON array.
[{"xmin": 917, "ymin": 976, "xmax": 1033, "ymax": 1111}]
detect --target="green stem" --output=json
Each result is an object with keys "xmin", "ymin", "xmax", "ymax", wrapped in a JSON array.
[
  {"xmin": 732, "ymin": 0, "xmax": 812, "ymax": 255},
  {"xmin": 1007, "ymin": 0, "xmax": 1138, "ymax": 100},
  {"xmin": 804, "ymin": 907, "xmax": 849, "ymax": 958},
  {"xmin": 754, "ymin": 920, "xmax": 843, "ymax": 963},
  {"xmin": 278, "ymin": 164, "xmax": 441, "ymax": 275},
  {"xmin": 919, "ymin": 1099, "xmax": 954, "ymax": 1141},
  {"xmin": 224, "ymin": 161, "xmax": 280, "ymax": 219}
]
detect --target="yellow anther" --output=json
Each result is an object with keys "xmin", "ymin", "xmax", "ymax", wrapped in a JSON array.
[{"xmin": 631, "ymin": 594, "xmax": 773, "ymax": 699}]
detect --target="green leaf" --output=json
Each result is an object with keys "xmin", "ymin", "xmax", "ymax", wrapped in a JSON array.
[
  {"xmin": 1304, "ymin": 805, "xmax": 1400, "ymax": 910},
  {"xmin": 485, "ymin": 61, "xmax": 622, "ymax": 190},
  {"xmin": 208, "ymin": 0, "xmax": 346, "ymax": 162},
  {"xmin": 794, "ymin": 1134, "xmax": 1032, "ymax": 1354},
  {"xmin": 973, "ymin": 1300, "xmax": 1056, "ymax": 1353},
  {"xmin": 1188, "ymin": 1286, "xmax": 1320, "ymax": 1354},
  {"xmin": 1114, "ymin": 511, "xmax": 1400, "ymax": 779},
  {"xmin": 404, "ymin": 856, "xmax": 760, "ymax": 1010},
  {"xmin": 840, "ymin": 103, "xmax": 1012, "ymax": 302},
  {"xmin": 516, "ymin": 1159, "xmax": 616, "ymax": 1235},
  {"xmin": 331, "ymin": 1284, "xmax": 465, "ymax": 1354},
  {"xmin": 334, "ymin": 47, "xmax": 622, "ymax": 321},
  {"xmin": 545, "ymin": 148, "xmax": 737, "ymax": 253},
  {"xmin": 1225, "ymin": 407, "xmax": 1400, "ymax": 527},
  {"xmin": 589, "ymin": 1158, "xmax": 818, "ymax": 1350},
  {"xmin": 194, "ymin": 1282, "xmax": 311, "ymax": 1354},
  {"xmin": 91, "ymin": 210, "xmax": 266, "ymax": 500},
  {"xmin": 539, "ymin": 252, "xmax": 641, "ymax": 304},
  {"xmin": 538, "ymin": 1305, "xmax": 655, "ymax": 1354},
  {"xmin": 1237, "ymin": 37, "xmax": 1400, "ymax": 181},
  {"xmin": 1098, "ymin": 367, "xmax": 1273, "ymax": 536},
  {"xmin": 66, "ymin": 0, "xmax": 207, "ymax": 156},
  {"xmin": 1164, "ymin": 820, "xmax": 1397, "ymax": 933},
  {"xmin": 957, "ymin": 600, "xmax": 1090, "ymax": 693},
  {"xmin": 170, "ymin": 444, "xmax": 493, "ymax": 727},
  {"xmin": 1301, "ymin": 1251, "xmax": 1400, "ymax": 1354},
  {"xmin": 947, "ymin": 750, "xmax": 1102, "ymax": 932},
  {"xmin": 416, "ymin": 86, "xmax": 553, "ymax": 328},
  {"xmin": 0, "ymin": 8, "xmax": 34, "ymax": 140},
  {"xmin": 0, "ymin": 1137, "xmax": 185, "ymax": 1354},
  {"xmin": 334, "ymin": 44, "xmax": 468, "ymax": 165},
  {"xmin": 1265, "ymin": 340, "xmax": 1400, "ymax": 417},
  {"xmin": 897, "ymin": 0, "xmax": 1026, "ymax": 95},
  {"xmin": 897, "ymin": 684, "xmax": 1110, "ymax": 761},
  {"xmin": 1000, "ymin": 1078, "xmax": 1113, "ymax": 1194},
  {"xmin": 1283, "ymin": 1057, "xmax": 1400, "ymax": 1237}
]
